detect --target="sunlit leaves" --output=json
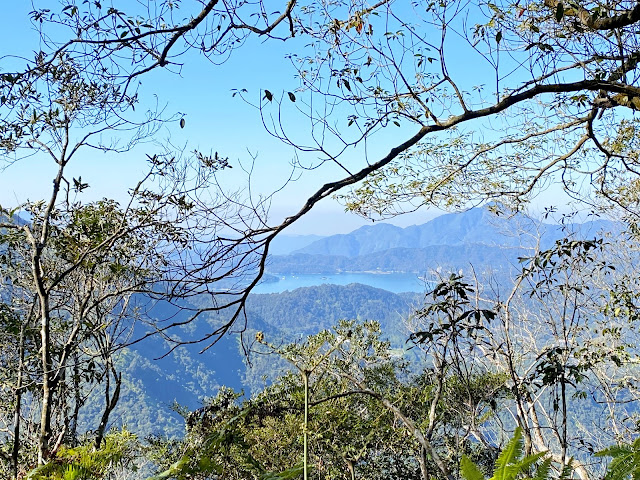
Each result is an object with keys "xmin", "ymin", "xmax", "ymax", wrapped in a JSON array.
[
  {"xmin": 26, "ymin": 429, "xmax": 140, "ymax": 480},
  {"xmin": 597, "ymin": 438, "xmax": 640, "ymax": 480}
]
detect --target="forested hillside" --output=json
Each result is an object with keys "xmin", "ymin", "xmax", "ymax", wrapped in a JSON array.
[
  {"xmin": 244, "ymin": 283, "xmax": 419, "ymax": 334},
  {"xmin": 91, "ymin": 284, "xmax": 420, "ymax": 439},
  {"xmin": 266, "ymin": 244, "xmax": 523, "ymax": 274},
  {"xmin": 267, "ymin": 208, "xmax": 618, "ymax": 274},
  {"xmin": 4, "ymin": 0, "xmax": 640, "ymax": 479}
]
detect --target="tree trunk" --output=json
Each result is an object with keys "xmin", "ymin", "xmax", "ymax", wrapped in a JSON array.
[
  {"xmin": 11, "ymin": 324, "xmax": 25, "ymax": 479},
  {"xmin": 38, "ymin": 304, "xmax": 53, "ymax": 465},
  {"xmin": 94, "ymin": 368, "xmax": 122, "ymax": 449},
  {"xmin": 69, "ymin": 354, "xmax": 81, "ymax": 445}
]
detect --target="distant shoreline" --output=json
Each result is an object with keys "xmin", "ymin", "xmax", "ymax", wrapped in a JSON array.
[{"xmin": 253, "ymin": 272, "xmax": 426, "ymax": 294}]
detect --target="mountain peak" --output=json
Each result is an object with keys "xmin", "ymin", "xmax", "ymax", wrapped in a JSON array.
[
  {"xmin": 289, "ymin": 206, "xmax": 617, "ymax": 258},
  {"xmin": 293, "ymin": 207, "xmax": 510, "ymax": 257}
]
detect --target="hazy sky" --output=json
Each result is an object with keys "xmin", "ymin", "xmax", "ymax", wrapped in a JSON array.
[
  {"xmin": 0, "ymin": 2, "xmax": 453, "ymax": 234},
  {"xmin": 0, "ymin": 2, "xmax": 574, "ymax": 235}
]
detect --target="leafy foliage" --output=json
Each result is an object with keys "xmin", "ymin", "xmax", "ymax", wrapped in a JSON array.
[
  {"xmin": 4, "ymin": 0, "xmax": 640, "ymax": 478},
  {"xmin": 25, "ymin": 429, "xmax": 139, "ymax": 480},
  {"xmin": 460, "ymin": 428, "xmax": 558, "ymax": 480},
  {"xmin": 149, "ymin": 320, "xmax": 509, "ymax": 480},
  {"xmin": 597, "ymin": 438, "xmax": 640, "ymax": 480}
]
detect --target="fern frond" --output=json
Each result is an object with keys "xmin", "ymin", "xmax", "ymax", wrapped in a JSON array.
[
  {"xmin": 558, "ymin": 460, "xmax": 574, "ymax": 480},
  {"xmin": 533, "ymin": 457, "xmax": 552, "ymax": 480},
  {"xmin": 598, "ymin": 439, "xmax": 640, "ymax": 480},
  {"xmin": 461, "ymin": 454, "xmax": 486, "ymax": 480},
  {"xmin": 605, "ymin": 452, "xmax": 635, "ymax": 480},
  {"xmin": 491, "ymin": 427, "xmax": 524, "ymax": 480},
  {"xmin": 597, "ymin": 446, "xmax": 634, "ymax": 458},
  {"xmin": 515, "ymin": 451, "xmax": 547, "ymax": 474}
]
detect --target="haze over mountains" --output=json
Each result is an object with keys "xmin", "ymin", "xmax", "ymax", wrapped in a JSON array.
[
  {"xmin": 268, "ymin": 234, "xmax": 325, "ymax": 255},
  {"xmin": 106, "ymin": 206, "xmax": 621, "ymax": 437},
  {"xmin": 267, "ymin": 207, "xmax": 616, "ymax": 274},
  {"xmin": 293, "ymin": 208, "xmax": 531, "ymax": 256}
]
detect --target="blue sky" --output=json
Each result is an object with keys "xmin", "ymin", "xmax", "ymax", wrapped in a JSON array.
[
  {"xmin": 0, "ymin": 2, "xmax": 578, "ymax": 235},
  {"xmin": 0, "ymin": 2, "xmax": 450, "ymax": 234}
]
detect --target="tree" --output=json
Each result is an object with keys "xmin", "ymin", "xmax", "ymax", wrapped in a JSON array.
[
  {"xmin": 0, "ymin": 2, "xmax": 301, "ymax": 470},
  {"xmin": 498, "ymin": 232, "xmax": 640, "ymax": 473},
  {"xmin": 9, "ymin": 0, "xmax": 640, "ymax": 342},
  {"xmin": 408, "ymin": 220, "xmax": 640, "ymax": 480},
  {"xmin": 0, "ymin": 171, "xmax": 229, "ymax": 469},
  {"xmin": 408, "ymin": 274, "xmax": 507, "ymax": 477},
  {"xmin": 0, "ymin": 48, "xmax": 158, "ymax": 468}
]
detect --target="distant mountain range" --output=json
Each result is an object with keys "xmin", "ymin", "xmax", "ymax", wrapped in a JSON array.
[
  {"xmin": 266, "ymin": 207, "xmax": 618, "ymax": 274},
  {"xmin": 88, "ymin": 207, "xmax": 623, "ymax": 438},
  {"xmin": 266, "ymin": 244, "xmax": 522, "ymax": 275}
]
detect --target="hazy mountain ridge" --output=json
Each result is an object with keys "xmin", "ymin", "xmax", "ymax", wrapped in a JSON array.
[
  {"xmin": 268, "ymin": 233, "xmax": 326, "ymax": 255},
  {"xmin": 293, "ymin": 208, "xmax": 617, "ymax": 257},
  {"xmin": 243, "ymin": 283, "xmax": 419, "ymax": 334},
  {"xmin": 266, "ymin": 244, "xmax": 527, "ymax": 275},
  {"xmin": 269, "ymin": 208, "xmax": 619, "ymax": 274}
]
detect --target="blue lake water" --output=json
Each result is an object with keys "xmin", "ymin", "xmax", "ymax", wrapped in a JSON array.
[{"xmin": 253, "ymin": 272, "xmax": 428, "ymax": 294}]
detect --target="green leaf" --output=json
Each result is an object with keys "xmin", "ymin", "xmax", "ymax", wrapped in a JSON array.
[
  {"xmin": 264, "ymin": 89, "xmax": 273, "ymax": 102},
  {"xmin": 555, "ymin": 3, "xmax": 564, "ymax": 22},
  {"xmin": 596, "ymin": 445, "xmax": 633, "ymax": 458},
  {"xmin": 287, "ymin": 92, "xmax": 296, "ymax": 102},
  {"xmin": 533, "ymin": 457, "xmax": 553, "ymax": 480},
  {"xmin": 461, "ymin": 455, "xmax": 485, "ymax": 480},
  {"xmin": 491, "ymin": 427, "xmax": 523, "ymax": 480},
  {"xmin": 495, "ymin": 31, "xmax": 502, "ymax": 44},
  {"xmin": 261, "ymin": 463, "xmax": 307, "ymax": 479}
]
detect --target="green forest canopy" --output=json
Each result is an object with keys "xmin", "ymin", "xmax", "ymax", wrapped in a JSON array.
[{"xmin": 2, "ymin": 0, "xmax": 640, "ymax": 478}]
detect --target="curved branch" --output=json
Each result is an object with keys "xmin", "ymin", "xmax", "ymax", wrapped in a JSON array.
[{"xmin": 544, "ymin": 0, "xmax": 640, "ymax": 31}]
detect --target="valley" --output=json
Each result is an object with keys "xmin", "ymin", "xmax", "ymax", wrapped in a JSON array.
[{"xmin": 108, "ymin": 206, "xmax": 619, "ymax": 439}]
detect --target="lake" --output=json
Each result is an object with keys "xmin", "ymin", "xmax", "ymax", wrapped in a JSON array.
[{"xmin": 253, "ymin": 272, "xmax": 429, "ymax": 294}]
